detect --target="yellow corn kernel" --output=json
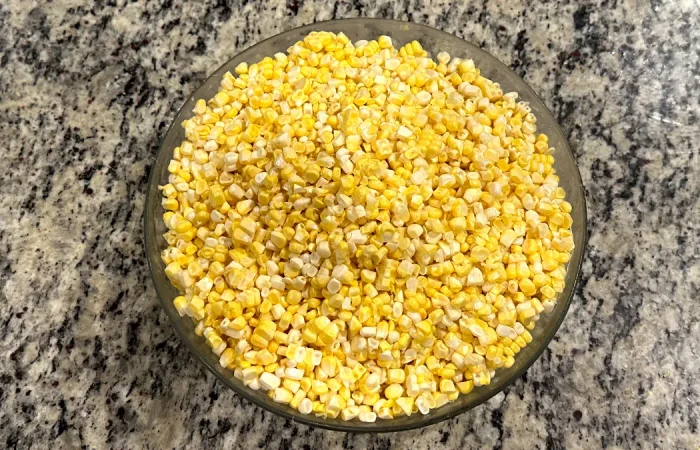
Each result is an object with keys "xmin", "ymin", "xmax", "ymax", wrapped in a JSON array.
[{"xmin": 160, "ymin": 31, "xmax": 574, "ymax": 421}]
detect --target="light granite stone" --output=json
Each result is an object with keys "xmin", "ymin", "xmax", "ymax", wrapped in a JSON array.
[{"xmin": 0, "ymin": 0, "xmax": 698, "ymax": 448}]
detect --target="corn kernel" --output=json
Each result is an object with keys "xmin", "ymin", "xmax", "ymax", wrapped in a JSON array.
[{"xmin": 161, "ymin": 31, "xmax": 574, "ymax": 423}]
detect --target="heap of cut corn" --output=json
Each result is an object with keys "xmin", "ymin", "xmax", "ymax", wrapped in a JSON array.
[{"xmin": 159, "ymin": 31, "xmax": 574, "ymax": 422}]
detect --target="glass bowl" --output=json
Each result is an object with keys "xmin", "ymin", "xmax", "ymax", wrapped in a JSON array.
[{"xmin": 144, "ymin": 18, "xmax": 587, "ymax": 432}]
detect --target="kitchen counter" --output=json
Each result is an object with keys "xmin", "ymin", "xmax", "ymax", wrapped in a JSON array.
[{"xmin": 1, "ymin": 0, "xmax": 698, "ymax": 448}]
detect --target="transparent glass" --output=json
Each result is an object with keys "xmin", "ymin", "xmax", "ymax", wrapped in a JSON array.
[{"xmin": 144, "ymin": 18, "xmax": 587, "ymax": 432}]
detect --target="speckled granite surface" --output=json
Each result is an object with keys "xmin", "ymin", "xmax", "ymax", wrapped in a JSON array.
[{"xmin": 1, "ymin": 0, "xmax": 698, "ymax": 448}]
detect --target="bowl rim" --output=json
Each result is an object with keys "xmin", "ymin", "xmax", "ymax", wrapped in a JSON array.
[{"xmin": 144, "ymin": 17, "xmax": 588, "ymax": 433}]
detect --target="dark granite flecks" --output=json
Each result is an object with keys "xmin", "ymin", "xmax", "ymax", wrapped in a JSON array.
[{"xmin": 0, "ymin": 0, "xmax": 698, "ymax": 448}]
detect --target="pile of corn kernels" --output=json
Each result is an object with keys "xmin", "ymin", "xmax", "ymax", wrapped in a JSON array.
[{"xmin": 159, "ymin": 31, "xmax": 574, "ymax": 422}]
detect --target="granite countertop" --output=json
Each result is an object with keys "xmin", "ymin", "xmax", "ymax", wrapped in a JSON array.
[{"xmin": 1, "ymin": 0, "xmax": 698, "ymax": 448}]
